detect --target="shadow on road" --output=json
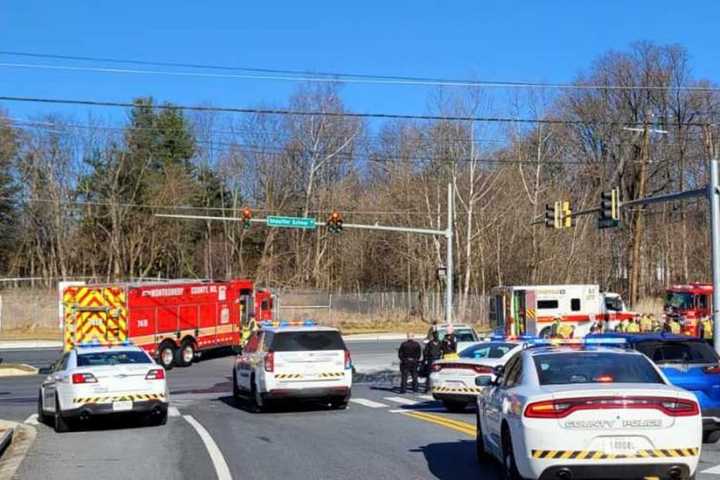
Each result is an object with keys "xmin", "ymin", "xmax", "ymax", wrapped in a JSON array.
[
  {"xmin": 39, "ymin": 413, "xmax": 165, "ymax": 433},
  {"xmin": 412, "ymin": 440, "xmax": 501, "ymax": 480},
  {"xmin": 217, "ymin": 394, "xmax": 350, "ymax": 415}
]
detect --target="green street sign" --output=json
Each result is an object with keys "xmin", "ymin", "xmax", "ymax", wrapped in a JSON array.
[{"xmin": 266, "ymin": 216, "xmax": 316, "ymax": 230}]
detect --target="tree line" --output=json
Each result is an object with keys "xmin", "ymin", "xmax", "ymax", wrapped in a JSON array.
[{"xmin": 0, "ymin": 42, "xmax": 718, "ymax": 316}]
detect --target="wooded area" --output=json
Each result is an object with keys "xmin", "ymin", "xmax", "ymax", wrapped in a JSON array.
[{"xmin": 1, "ymin": 42, "xmax": 719, "ymax": 315}]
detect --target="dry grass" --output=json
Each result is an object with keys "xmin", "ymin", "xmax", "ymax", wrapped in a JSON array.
[
  {"xmin": 0, "ymin": 326, "xmax": 61, "ymax": 341},
  {"xmin": 634, "ymin": 297, "xmax": 664, "ymax": 316}
]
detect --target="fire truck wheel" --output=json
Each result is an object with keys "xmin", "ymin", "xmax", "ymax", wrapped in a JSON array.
[
  {"xmin": 175, "ymin": 341, "xmax": 195, "ymax": 367},
  {"xmin": 158, "ymin": 343, "xmax": 176, "ymax": 370}
]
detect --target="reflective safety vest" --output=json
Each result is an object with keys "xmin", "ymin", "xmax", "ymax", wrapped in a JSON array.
[
  {"xmin": 669, "ymin": 322, "xmax": 681, "ymax": 334},
  {"xmin": 703, "ymin": 320, "xmax": 714, "ymax": 339},
  {"xmin": 557, "ymin": 324, "xmax": 574, "ymax": 339},
  {"xmin": 626, "ymin": 322, "xmax": 640, "ymax": 333},
  {"xmin": 640, "ymin": 317, "xmax": 653, "ymax": 332}
]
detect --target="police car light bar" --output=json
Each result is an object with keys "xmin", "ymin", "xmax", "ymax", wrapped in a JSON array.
[
  {"xmin": 523, "ymin": 337, "xmax": 627, "ymax": 349},
  {"xmin": 260, "ymin": 320, "xmax": 317, "ymax": 328},
  {"xmin": 77, "ymin": 340, "xmax": 135, "ymax": 348}
]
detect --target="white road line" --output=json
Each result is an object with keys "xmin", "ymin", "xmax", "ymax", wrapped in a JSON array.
[
  {"xmin": 388, "ymin": 407, "xmax": 447, "ymax": 413},
  {"xmin": 23, "ymin": 414, "xmax": 38, "ymax": 425},
  {"xmin": 349, "ymin": 398, "xmax": 388, "ymax": 409},
  {"xmin": 168, "ymin": 407, "xmax": 181, "ymax": 417},
  {"xmin": 417, "ymin": 394, "xmax": 434, "ymax": 401},
  {"xmin": 384, "ymin": 396, "xmax": 419, "ymax": 406},
  {"xmin": 183, "ymin": 415, "xmax": 232, "ymax": 480},
  {"xmin": 702, "ymin": 465, "xmax": 720, "ymax": 475}
]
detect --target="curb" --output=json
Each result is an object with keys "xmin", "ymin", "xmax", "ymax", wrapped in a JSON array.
[
  {"xmin": 0, "ymin": 428, "xmax": 12, "ymax": 459},
  {"xmin": 0, "ymin": 341, "xmax": 62, "ymax": 350}
]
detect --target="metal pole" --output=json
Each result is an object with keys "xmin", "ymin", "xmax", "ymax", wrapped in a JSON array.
[
  {"xmin": 709, "ymin": 158, "xmax": 720, "ymax": 353},
  {"xmin": 446, "ymin": 183, "xmax": 453, "ymax": 325}
]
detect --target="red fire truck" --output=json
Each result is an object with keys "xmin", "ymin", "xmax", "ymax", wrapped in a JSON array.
[
  {"xmin": 665, "ymin": 283, "xmax": 712, "ymax": 336},
  {"xmin": 61, "ymin": 279, "xmax": 274, "ymax": 369}
]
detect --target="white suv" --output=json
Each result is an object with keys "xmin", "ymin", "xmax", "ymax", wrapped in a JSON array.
[{"xmin": 232, "ymin": 324, "xmax": 352, "ymax": 411}]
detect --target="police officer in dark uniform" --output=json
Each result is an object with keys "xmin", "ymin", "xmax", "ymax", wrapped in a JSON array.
[
  {"xmin": 398, "ymin": 333, "xmax": 422, "ymax": 393},
  {"xmin": 441, "ymin": 331, "xmax": 457, "ymax": 358},
  {"xmin": 422, "ymin": 331, "xmax": 443, "ymax": 393}
]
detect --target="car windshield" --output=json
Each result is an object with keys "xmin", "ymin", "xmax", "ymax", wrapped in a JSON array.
[
  {"xmin": 77, "ymin": 351, "xmax": 151, "ymax": 366},
  {"xmin": 635, "ymin": 341, "xmax": 719, "ymax": 365},
  {"xmin": 666, "ymin": 292, "xmax": 695, "ymax": 310},
  {"xmin": 271, "ymin": 331, "xmax": 345, "ymax": 352},
  {"xmin": 533, "ymin": 352, "xmax": 664, "ymax": 385},
  {"xmin": 459, "ymin": 342, "xmax": 516, "ymax": 359}
]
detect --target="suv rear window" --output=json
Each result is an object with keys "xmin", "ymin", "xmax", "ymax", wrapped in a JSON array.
[
  {"xmin": 459, "ymin": 342, "xmax": 516, "ymax": 359},
  {"xmin": 534, "ymin": 352, "xmax": 663, "ymax": 385},
  {"xmin": 635, "ymin": 341, "xmax": 719, "ymax": 364},
  {"xmin": 77, "ymin": 351, "xmax": 151, "ymax": 366},
  {"xmin": 271, "ymin": 331, "xmax": 345, "ymax": 352}
]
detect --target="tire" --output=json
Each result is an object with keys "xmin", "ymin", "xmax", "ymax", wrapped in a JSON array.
[
  {"xmin": 232, "ymin": 371, "xmax": 242, "ymax": 399},
  {"xmin": 442, "ymin": 400, "xmax": 468, "ymax": 413},
  {"xmin": 145, "ymin": 409, "xmax": 168, "ymax": 427},
  {"xmin": 175, "ymin": 341, "xmax": 195, "ymax": 368},
  {"xmin": 248, "ymin": 377, "xmax": 264, "ymax": 413},
  {"xmin": 54, "ymin": 397, "xmax": 70, "ymax": 433},
  {"xmin": 330, "ymin": 400, "xmax": 348, "ymax": 410},
  {"xmin": 158, "ymin": 343, "xmax": 176, "ymax": 370},
  {"xmin": 502, "ymin": 428, "xmax": 522, "ymax": 480},
  {"xmin": 475, "ymin": 412, "xmax": 490, "ymax": 463},
  {"xmin": 704, "ymin": 430, "xmax": 720, "ymax": 444},
  {"xmin": 37, "ymin": 391, "xmax": 49, "ymax": 425}
]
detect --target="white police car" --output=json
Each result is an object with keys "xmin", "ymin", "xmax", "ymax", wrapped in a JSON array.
[
  {"xmin": 232, "ymin": 321, "xmax": 352, "ymax": 412},
  {"xmin": 38, "ymin": 343, "xmax": 169, "ymax": 432},
  {"xmin": 430, "ymin": 339, "xmax": 522, "ymax": 412},
  {"xmin": 476, "ymin": 339, "xmax": 702, "ymax": 480}
]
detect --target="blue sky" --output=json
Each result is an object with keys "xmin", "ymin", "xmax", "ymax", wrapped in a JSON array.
[{"xmin": 0, "ymin": 1, "xmax": 718, "ymax": 123}]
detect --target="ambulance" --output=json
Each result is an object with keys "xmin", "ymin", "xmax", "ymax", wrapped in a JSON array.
[{"xmin": 488, "ymin": 284, "xmax": 634, "ymax": 338}]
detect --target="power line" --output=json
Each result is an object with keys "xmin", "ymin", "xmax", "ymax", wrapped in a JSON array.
[
  {"xmin": 0, "ymin": 95, "xmax": 712, "ymax": 127},
  {"xmin": 1, "ymin": 50, "xmax": 719, "ymax": 92}
]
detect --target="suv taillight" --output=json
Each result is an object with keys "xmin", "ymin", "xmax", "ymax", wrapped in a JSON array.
[
  {"xmin": 145, "ymin": 369, "xmax": 165, "ymax": 380},
  {"xmin": 705, "ymin": 365, "xmax": 720, "ymax": 374},
  {"xmin": 264, "ymin": 351, "xmax": 275, "ymax": 372},
  {"xmin": 71, "ymin": 372, "xmax": 98, "ymax": 384},
  {"xmin": 344, "ymin": 350, "xmax": 352, "ymax": 370}
]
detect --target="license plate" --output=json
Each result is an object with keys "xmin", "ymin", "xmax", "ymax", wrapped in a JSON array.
[
  {"xmin": 605, "ymin": 437, "xmax": 637, "ymax": 455},
  {"xmin": 112, "ymin": 400, "xmax": 133, "ymax": 412}
]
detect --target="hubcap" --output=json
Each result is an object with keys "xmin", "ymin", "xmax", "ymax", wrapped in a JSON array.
[
  {"xmin": 161, "ymin": 348, "xmax": 173, "ymax": 365},
  {"xmin": 183, "ymin": 346, "xmax": 193, "ymax": 363}
]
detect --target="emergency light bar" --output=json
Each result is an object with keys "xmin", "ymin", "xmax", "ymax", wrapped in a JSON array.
[
  {"xmin": 77, "ymin": 340, "xmax": 135, "ymax": 348},
  {"xmin": 490, "ymin": 334, "xmax": 538, "ymax": 342},
  {"xmin": 260, "ymin": 320, "xmax": 317, "ymax": 328},
  {"xmin": 523, "ymin": 337, "xmax": 627, "ymax": 349}
]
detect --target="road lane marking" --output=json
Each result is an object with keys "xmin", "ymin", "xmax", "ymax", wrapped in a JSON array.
[
  {"xmin": 183, "ymin": 415, "xmax": 232, "ymax": 480},
  {"xmin": 417, "ymin": 394, "xmax": 434, "ymax": 401},
  {"xmin": 168, "ymin": 407, "xmax": 180, "ymax": 417},
  {"xmin": 388, "ymin": 407, "xmax": 447, "ymax": 413},
  {"xmin": 349, "ymin": 398, "xmax": 388, "ymax": 408},
  {"xmin": 403, "ymin": 411, "xmax": 476, "ymax": 437},
  {"xmin": 23, "ymin": 414, "xmax": 38, "ymax": 425},
  {"xmin": 384, "ymin": 396, "xmax": 418, "ymax": 405},
  {"xmin": 702, "ymin": 465, "xmax": 720, "ymax": 475}
]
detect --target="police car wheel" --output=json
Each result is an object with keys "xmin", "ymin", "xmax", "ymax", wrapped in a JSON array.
[
  {"xmin": 232, "ymin": 372, "xmax": 241, "ymax": 398},
  {"xmin": 502, "ymin": 429, "xmax": 522, "ymax": 480},
  {"xmin": 158, "ymin": 344, "xmax": 176, "ymax": 370},
  {"xmin": 330, "ymin": 400, "xmax": 348, "ymax": 410},
  {"xmin": 54, "ymin": 397, "xmax": 70, "ymax": 433},
  {"xmin": 37, "ymin": 391, "xmax": 49, "ymax": 425},
  {"xmin": 249, "ymin": 378, "xmax": 264, "ymax": 413},
  {"xmin": 704, "ymin": 430, "xmax": 720, "ymax": 444},
  {"xmin": 475, "ymin": 412, "xmax": 490, "ymax": 462},
  {"xmin": 145, "ymin": 409, "xmax": 168, "ymax": 426}
]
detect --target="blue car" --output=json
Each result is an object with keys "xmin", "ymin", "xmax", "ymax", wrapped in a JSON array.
[{"xmin": 591, "ymin": 332, "xmax": 720, "ymax": 443}]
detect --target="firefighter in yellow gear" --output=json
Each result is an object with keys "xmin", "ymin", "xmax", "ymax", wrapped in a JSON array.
[
  {"xmin": 649, "ymin": 314, "xmax": 662, "ymax": 332},
  {"xmin": 701, "ymin": 317, "xmax": 713, "ymax": 340},
  {"xmin": 639, "ymin": 314, "xmax": 653, "ymax": 333},
  {"xmin": 551, "ymin": 317, "xmax": 574, "ymax": 339},
  {"xmin": 615, "ymin": 319, "xmax": 627, "ymax": 333},
  {"xmin": 664, "ymin": 318, "xmax": 681, "ymax": 335},
  {"xmin": 625, "ymin": 320, "xmax": 641, "ymax": 333}
]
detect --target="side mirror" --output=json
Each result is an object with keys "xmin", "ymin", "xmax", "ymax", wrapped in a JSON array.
[{"xmin": 475, "ymin": 376, "xmax": 493, "ymax": 387}]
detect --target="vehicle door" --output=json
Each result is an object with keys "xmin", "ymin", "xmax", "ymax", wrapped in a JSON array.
[
  {"xmin": 484, "ymin": 353, "xmax": 521, "ymax": 450},
  {"xmin": 237, "ymin": 333, "xmax": 261, "ymax": 389},
  {"xmin": 43, "ymin": 353, "xmax": 70, "ymax": 411}
]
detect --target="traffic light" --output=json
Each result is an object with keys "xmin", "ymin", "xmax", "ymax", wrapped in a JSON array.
[
  {"xmin": 598, "ymin": 188, "xmax": 620, "ymax": 229},
  {"xmin": 562, "ymin": 201, "xmax": 573, "ymax": 228},
  {"xmin": 544, "ymin": 202, "xmax": 562, "ymax": 229},
  {"xmin": 327, "ymin": 210, "xmax": 343, "ymax": 234},
  {"xmin": 241, "ymin": 207, "xmax": 252, "ymax": 229}
]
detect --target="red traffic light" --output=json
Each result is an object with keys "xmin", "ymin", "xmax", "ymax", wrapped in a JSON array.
[{"xmin": 241, "ymin": 207, "xmax": 252, "ymax": 220}]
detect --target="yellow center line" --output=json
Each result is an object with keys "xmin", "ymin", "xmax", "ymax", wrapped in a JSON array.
[{"xmin": 403, "ymin": 411, "xmax": 477, "ymax": 437}]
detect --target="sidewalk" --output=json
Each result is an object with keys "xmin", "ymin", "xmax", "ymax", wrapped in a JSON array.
[{"xmin": 0, "ymin": 340, "xmax": 61, "ymax": 350}]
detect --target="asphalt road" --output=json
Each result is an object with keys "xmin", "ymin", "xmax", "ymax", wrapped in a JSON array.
[{"xmin": 3, "ymin": 341, "xmax": 720, "ymax": 479}]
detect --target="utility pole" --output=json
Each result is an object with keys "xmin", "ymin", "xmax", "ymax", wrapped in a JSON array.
[
  {"xmin": 709, "ymin": 159, "xmax": 720, "ymax": 353},
  {"xmin": 629, "ymin": 121, "xmax": 650, "ymax": 307},
  {"xmin": 446, "ymin": 183, "xmax": 454, "ymax": 325}
]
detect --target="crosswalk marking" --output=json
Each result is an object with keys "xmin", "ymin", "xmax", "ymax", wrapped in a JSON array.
[
  {"xmin": 702, "ymin": 465, "xmax": 720, "ymax": 475},
  {"xmin": 418, "ymin": 394, "xmax": 434, "ymax": 401},
  {"xmin": 349, "ymin": 398, "xmax": 388, "ymax": 408},
  {"xmin": 24, "ymin": 413, "xmax": 38, "ymax": 425},
  {"xmin": 168, "ymin": 407, "xmax": 181, "ymax": 417},
  {"xmin": 384, "ymin": 396, "xmax": 419, "ymax": 406}
]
